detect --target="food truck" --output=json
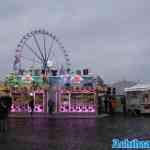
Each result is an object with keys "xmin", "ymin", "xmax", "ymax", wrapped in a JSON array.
[{"xmin": 125, "ymin": 84, "xmax": 150, "ymax": 114}]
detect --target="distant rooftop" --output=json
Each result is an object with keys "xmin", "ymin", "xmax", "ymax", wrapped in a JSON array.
[
  {"xmin": 125, "ymin": 84, "xmax": 150, "ymax": 92},
  {"xmin": 111, "ymin": 80, "xmax": 137, "ymax": 95}
]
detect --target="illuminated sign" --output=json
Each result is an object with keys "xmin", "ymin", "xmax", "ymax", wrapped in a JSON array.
[
  {"xmin": 71, "ymin": 75, "xmax": 83, "ymax": 84},
  {"xmin": 22, "ymin": 74, "xmax": 33, "ymax": 83}
]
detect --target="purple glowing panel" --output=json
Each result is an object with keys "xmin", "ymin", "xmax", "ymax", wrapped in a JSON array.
[
  {"xmin": 11, "ymin": 104, "xmax": 28, "ymax": 112},
  {"xmin": 11, "ymin": 104, "xmax": 43, "ymax": 112},
  {"xmin": 59, "ymin": 104, "xmax": 96, "ymax": 112},
  {"xmin": 34, "ymin": 104, "xmax": 43, "ymax": 112}
]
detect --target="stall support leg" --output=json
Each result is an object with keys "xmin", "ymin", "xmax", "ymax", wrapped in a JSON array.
[
  {"xmin": 55, "ymin": 92, "xmax": 57, "ymax": 112},
  {"xmin": 69, "ymin": 93, "xmax": 71, "ymax": 112},
  {"xmin": 33, "ymin": 92, "xmax": 36, "ymax": 112},
  {"xmin": 44, "ymin": 90, "xmax": 48, "ymax": 113}
]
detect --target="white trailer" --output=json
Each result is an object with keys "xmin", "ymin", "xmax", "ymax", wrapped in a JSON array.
[{"xmin": 125, "ymin": 84, "xmax": 150, "ymax": 114}]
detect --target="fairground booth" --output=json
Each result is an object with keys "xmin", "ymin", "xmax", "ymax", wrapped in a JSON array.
[
  {"xmin": 6, "ymin": 73, "xmax": 46, "ymax": 112},
  {"xmin": 5, "ymin": 69, "xmax": 106, "ymax": 113},
  {"xmin": 48, "ymin": 69, "xmax": 106, "ymax": 113},
  {"xmin": 52, "ymin": 70, "xmax": 97, "ymax": 113}
]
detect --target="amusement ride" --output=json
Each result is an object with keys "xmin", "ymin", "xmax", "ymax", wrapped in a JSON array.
[{"xmin": 13, "ymin": 29, "xmax": 71, "ymax": 75}]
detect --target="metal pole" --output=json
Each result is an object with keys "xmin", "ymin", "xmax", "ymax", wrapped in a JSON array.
[
  {"xmin": 44, "ymin": 90, "xmax": 48, "ymax": 113},
  {"xmin": 55, "ymin": 92, "xmax": 57, "ymax": 112},
  {"xmin": 46, "ymin": 38, "xmax": 54, "ymax": 62},
  {"xmin": 24, "ymin": 43, "xmax": 43, "ymax": 62},
  {"xmin": 69, "ymin": 92, "xmax": 71, "ymax": 112},
  {"xmin": 94, "ymin": 93, "xmax": 97, "ymax": 114},
  {"xmin": 32, "ymin": 34, "xmax": 45, "ymax": 62},
  {"xmin": 47, "ymin": 91, "xmax": 48, "ymax": 113},
  {"xmin": 34, "ymin": 91, "xmax": 36, "ymax": 110}
]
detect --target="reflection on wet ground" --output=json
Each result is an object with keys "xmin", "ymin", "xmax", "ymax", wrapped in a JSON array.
[{"xmin": 0, "ymin": 114, "xmax": 150, "ymax": 150}]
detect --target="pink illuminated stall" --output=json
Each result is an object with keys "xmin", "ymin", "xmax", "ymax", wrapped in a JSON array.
[
  {"xmin": 11, "ymin": 89, "xmax": 45, "ymax": 112},
  {"xmin": 11, "ymin": 92, "xmax": 31, "ymax": 112},
  {"xmin": 58, "ymin": 88, "xmax": 96, "ymax": 112},
  {"xmin": 34, "ymin": 90, "xmax": 45, "ymax": 112}
]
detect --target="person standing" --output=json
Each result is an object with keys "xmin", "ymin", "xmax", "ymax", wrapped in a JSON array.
[
  {"xmin": 0, "ymin": 95, "xmax": 12, "ymax": 132},
  {"xmin": 97, "ymin": 94, "xmax": 102, "ymax": 114},
  {"xmin": 29, "ymin": 99, "xmax": 34, "ymax": 116},
  {"xmin": 108, "ymin": 96, "xmax": 113, "ymax": 115},
  {"xmin": 105, "ymin": 87, "xmax": 111, "ymax": 113},
  {"xmin": 110, "ymin": 96, "xmax": 117, "ymax": 115},
  {"xmin": 122, "ymin": 95, "xmax": 127, "ymax": 117},
  {"xmin": 0, "ymin": 98, "xmax": 7, "ymax": 132},
  {"xmin": 48, "ymin": 99, "xmax": 54, "ymax": 115},
  {"xmin": 104, "ymin": 95, "xmax": 108, "ymax": 113}
]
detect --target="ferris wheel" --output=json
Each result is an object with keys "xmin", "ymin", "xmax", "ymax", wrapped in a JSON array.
[{"xmin": 13, "ymin": 29, "xmax": 71, "ymax": 74}]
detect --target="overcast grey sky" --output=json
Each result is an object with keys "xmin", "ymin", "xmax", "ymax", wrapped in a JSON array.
[{"xmin": 0, "ymin": 0, "xmax": 150, "ymax": 83}]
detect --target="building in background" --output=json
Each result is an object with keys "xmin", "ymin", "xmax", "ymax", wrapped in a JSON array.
[{"xmin": 111, "ymin": 80, "xmax": 137, "ymax": 95}]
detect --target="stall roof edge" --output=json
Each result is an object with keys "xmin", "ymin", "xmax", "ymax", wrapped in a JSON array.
[{"xmin": 124, "ymin": 84, "xmax": 150, "ymax": 92}]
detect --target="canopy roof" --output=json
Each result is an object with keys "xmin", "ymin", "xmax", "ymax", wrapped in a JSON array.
[
  {"xmin": 125, "ymin": 84, "xmax": 150, "ymax": 92},
  {"xmin": 0, "ymin": 84, "xmax": 9, "ymax": 91},
  {"xmin": 7, "ymin": 75, "xmax": 44, "ymax": 87}
]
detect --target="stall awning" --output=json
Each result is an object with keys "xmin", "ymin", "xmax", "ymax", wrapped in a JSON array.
[{"xmin": 125, "ymin": 84, "xmax": 150, "ymax": 92}]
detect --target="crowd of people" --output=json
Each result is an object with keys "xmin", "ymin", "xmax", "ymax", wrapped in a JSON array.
[{"xmin": 97, "ymin": 92, "xmax": 127, "ymax": 116}]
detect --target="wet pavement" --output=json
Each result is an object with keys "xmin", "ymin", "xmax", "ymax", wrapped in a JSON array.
[{"xmin": 0, "ymin": 114, "xmax": 150, "ymax": 150}]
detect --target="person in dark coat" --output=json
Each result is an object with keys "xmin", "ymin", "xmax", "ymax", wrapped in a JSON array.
[
  {"xmin": 29, "ymin": 99, "xmax": 34, "ymax": 116},
  {"xmin": 104, "ymin": 95, "xmax": 108, "ymax": 113},
  {"xmin": 109, "ymin": 96, "xmax": 117, "ymax": 115},
  {"xmin": 108, "ymin": 96, "xmax": 113, "ymax": 115},
  {"xmin": 0, "ymin": 95, "xmax": 12, "ymax": 132},
  {"xmin": 97, "ymin": 94, "xmax": 102, "ymax": 114},
  {"xmin": 48, "ymin": 99, "xmax": 55, "ymax": 115},
  {"xmin": 121, "ymin": 96, "xmax": 127, "ymax": 117}
]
